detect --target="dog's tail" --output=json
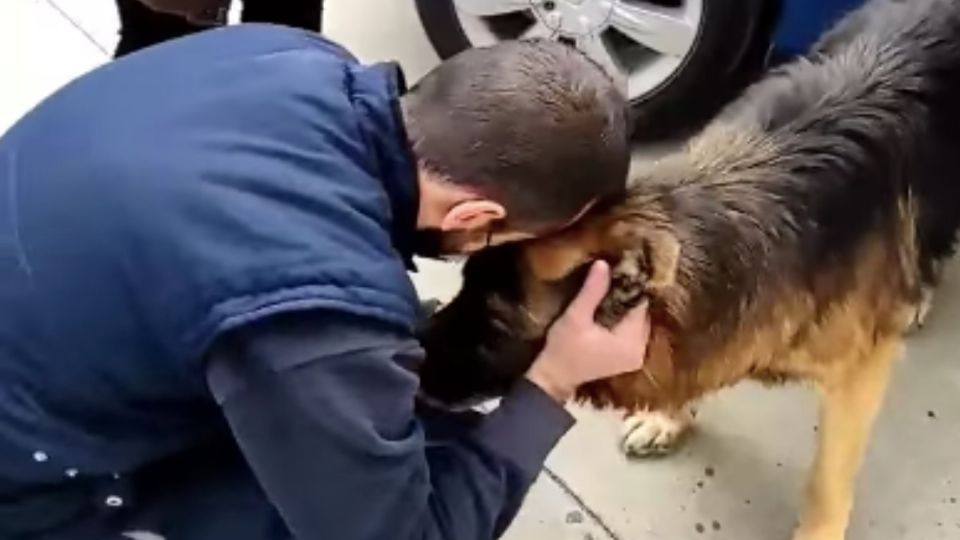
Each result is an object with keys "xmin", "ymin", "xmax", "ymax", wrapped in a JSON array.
[
  {"xmin": 819, "ymin": 0, "xmax": 960, "ymax": 284},
  {"xmin": 855, "ymin": 0, "xmax": 960, "ymax": 282}
]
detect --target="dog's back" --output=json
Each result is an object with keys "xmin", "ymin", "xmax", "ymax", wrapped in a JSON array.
[
  {"xmin": 566, "ymin": 0, "xmax": 960, "ymax": 407},
  {"xmin": 719, "ymin": 0, "xmax": 960, "ymax": 284}
]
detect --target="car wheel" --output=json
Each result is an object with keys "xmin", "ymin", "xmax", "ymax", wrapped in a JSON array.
[{"xmin": 414, "ymin": 0, "xmax": 773, "ymax": 137}]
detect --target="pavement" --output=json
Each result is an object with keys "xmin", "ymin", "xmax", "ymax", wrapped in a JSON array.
[{"xmin": 2, "ymin": 1, "xmax": 959, "ymax": 539}]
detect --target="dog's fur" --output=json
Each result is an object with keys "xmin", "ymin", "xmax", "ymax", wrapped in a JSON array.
[{"xmin": 418, "ymin": 1, "xmax": 960, "ymax": 538}]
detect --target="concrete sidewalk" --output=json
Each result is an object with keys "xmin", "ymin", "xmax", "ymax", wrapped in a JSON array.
[{"xmin": 2, "ymin": 2, "xmax": 958, "ymax": 538}]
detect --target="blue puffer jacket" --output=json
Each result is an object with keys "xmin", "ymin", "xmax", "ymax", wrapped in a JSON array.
[{"xmin": 0, "ymin": 24, "xmax": 419, "ymax": 489}]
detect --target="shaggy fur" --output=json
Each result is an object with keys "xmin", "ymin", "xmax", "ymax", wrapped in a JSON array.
[{"xmin": 418, "ymin": 0, "xmax": 960, "ymax": 538}]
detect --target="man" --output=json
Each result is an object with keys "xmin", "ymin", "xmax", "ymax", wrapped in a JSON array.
[
  {"xmin": 0, "ymin": 25, "xmax": 649, "ymax": 539},
  {"xmin": 115, "ymin": 0, "xmax": 324, "ymax": 57}
]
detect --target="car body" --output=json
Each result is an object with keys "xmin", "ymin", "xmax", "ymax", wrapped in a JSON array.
[
  {"xmin": 415, "ymin": 0, "xmax": 870, "ymax": 135},
  {"xmin": 775, "ymin": 0, "xmax": 865, "ymax": 56}
]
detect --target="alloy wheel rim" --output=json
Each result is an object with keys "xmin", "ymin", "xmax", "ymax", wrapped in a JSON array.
[{"xmin": 451, "ymin": 0, "xmax": 705, "ymax": 100}]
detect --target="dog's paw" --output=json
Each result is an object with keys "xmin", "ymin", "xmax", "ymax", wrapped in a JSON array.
[
  {"xmin": 597, "ymin": 250, "xmax": 648, "ymax": 326},
  {"xmin": 619, "ymin": 408, "xmax": 694, "ymax": 458},
  {"xmin": 905, "ymin": 286, "xmax": 934, "ymax": 334}
]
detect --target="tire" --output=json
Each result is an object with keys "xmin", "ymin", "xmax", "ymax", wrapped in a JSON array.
[{"xmin": 414, "ymin": 0, "xmax": 775, "ymax": 138}]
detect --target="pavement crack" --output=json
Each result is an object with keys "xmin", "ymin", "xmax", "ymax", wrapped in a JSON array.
[{"xmin": 543, "ymin": 465, "xmax": 626, "ymax": 540}]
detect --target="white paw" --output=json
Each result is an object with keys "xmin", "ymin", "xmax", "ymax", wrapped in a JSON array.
[
  {"xmin": 906, "ymin": 286, "xmax": 935, "ymax": 334},
  {"xmin": 620, "ymin": 409, "xmax": 694, "ymax": 458}
]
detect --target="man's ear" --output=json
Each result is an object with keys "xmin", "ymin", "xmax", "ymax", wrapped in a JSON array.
[{"xmin": 440, "ymin": 200, "xmax": 506, "ymax": 232}]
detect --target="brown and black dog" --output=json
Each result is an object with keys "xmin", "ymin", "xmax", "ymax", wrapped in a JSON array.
[{"xmin": 419, "ymin": 1, "xmax": 960, "ymax": 538}]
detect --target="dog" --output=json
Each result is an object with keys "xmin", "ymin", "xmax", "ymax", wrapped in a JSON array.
[{"xmin": 418, "ymin": 1, "xmax": 960, "ymax": 538}]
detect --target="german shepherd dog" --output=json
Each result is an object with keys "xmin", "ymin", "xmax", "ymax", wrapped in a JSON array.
[{"xmin": 418, "ymin": 1, "xmax": 960, "ymax": 538}]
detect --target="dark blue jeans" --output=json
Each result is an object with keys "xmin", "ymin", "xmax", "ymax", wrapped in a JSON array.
[{"xmin": 114, "ymin": 0, "xmax": 324, "ymax": 57}]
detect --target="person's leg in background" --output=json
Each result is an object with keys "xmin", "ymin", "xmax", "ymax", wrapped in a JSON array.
[
  {"xmin": 114, "ymin": 0, "xmax": 213, "ymax": 58},
  {"xmin": 240, "ymin": 0, "xmax": 323, "ymax": 32}
]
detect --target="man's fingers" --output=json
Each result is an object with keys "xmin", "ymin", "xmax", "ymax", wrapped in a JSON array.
[
  {"xmin": 566, "ymin": 261, "xmax": 610, "ymax": 321},
  {"xmin": 609, "ymin": 300, "xmax": 650, "ymax": 373}
]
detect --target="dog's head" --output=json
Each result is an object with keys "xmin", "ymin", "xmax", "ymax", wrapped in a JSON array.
[{"xmin": 418, "ymin": 201, "xmax": 685, "ymax": 407}]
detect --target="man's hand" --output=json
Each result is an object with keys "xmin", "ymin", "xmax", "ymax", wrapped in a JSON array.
[{"xmin": 526, "ymin": 261, "xmax": 651, "ymax": 403}]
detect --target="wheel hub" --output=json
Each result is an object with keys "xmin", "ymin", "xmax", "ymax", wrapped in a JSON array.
[{"xmin": 531, "ymin": 0, "xmax": 612, "ymax": 38}]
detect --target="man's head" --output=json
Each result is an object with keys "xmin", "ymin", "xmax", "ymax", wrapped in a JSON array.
[{"xmin": 402, "ymin": 40, "xmax": 630, "ymax": 257}]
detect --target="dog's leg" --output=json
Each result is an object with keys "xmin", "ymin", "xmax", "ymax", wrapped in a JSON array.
[
  {"xmin": 793, "ymin": 341, "xmax": 899, "ymax": 540},
  {"xmin": 620, "ymin": 407, "xmax": 695, "ymax": 457}
]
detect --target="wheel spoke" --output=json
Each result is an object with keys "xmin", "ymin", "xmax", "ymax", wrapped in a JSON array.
[
  {"xmin": 576, "ymin": 33, "xmax": 627, "ymax": 92},
  {"xmin": 521, "ymin": 21, "xmax": 558, "ymax": 40},
  {"xmin": 454, "ymin": 0, "xmax": 532, "ymax": 17},
  {"xmin": 609, "ymin": 1, "xmax": 697, "ymax": 57}
]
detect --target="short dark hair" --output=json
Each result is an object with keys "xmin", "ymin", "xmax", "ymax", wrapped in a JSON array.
[{"xmin": 402, "ymin": 40, "xmax": 630, "ymax": 230}]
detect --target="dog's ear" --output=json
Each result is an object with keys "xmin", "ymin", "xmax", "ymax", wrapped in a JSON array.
[
  {"xmin": 605, "ymin": 220, "xmax": 681, "ymax": 291},
  {"xmin": 593, "ymin": 222, "xmax": 681, "ymax": 327}
]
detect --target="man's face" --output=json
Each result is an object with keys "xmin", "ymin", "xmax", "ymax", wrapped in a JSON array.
[
  {"xmin": 414, "ymin": 199, "xmax": 598, "ymax": 260},
  {"xmin": 413, "ymin": 225, "xmax": 538, "ymax": 260}
]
